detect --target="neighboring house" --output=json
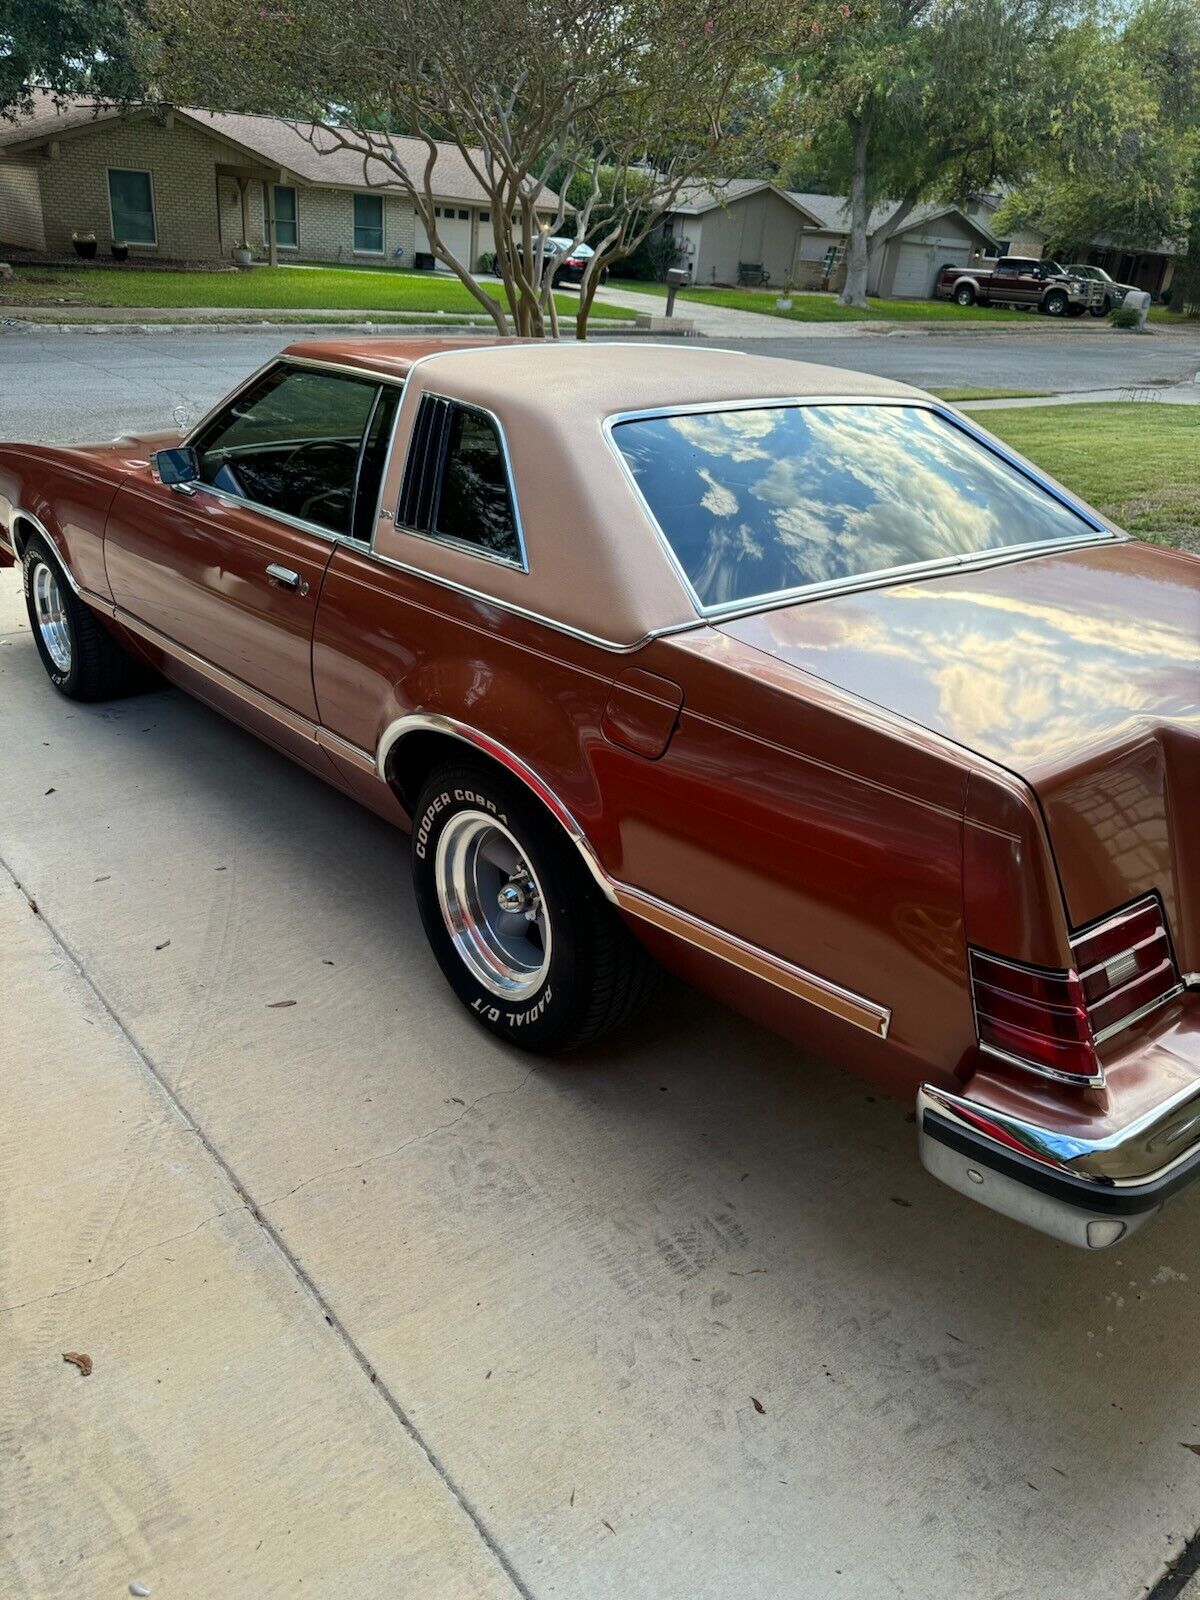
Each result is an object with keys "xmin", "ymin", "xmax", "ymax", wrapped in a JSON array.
[
  {"xmin": 964, "ymin": 191, "xmax": 1047, "ymax": 260},
  {"xmin": 653, "ymin": 179, "xmax": 998, "ymax": 298},
  {"xmin": 0, "ymin": 93, "xmax": 560, "ymax": 270},
  {"xmin": 657, "ymin": 179, "xmax": 820, "ymax": 289},
  {"xmin": 1084, "ymin": 235, "xmax": 1180, "ymax": 299},
  {"xmin": 966, "ymin": 191, "xmax": 1181, "ymax": 298},
  {"xmin": 785, "ymin": 193, "xmax": 1000, "ymax": 298}
]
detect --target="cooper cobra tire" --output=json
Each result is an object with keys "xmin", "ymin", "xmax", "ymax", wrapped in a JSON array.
[
  {"xmin": 953, "ymin": 283, "xmax": 976, "ymax": 306},
  {"xmin": 411, "ymin": 760, "xmax": 656, "ymax": 1053},
  {"xmin": 21, "ymin": 534, "xmax": 152, "ymax": 701},
  {"xmin": 1042, "ymin": 289, "xmax": 1068, "ymax": 316}
]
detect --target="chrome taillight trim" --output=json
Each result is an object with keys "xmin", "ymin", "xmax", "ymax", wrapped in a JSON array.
[{"xmin": 1070, "ymin": 893, "xmax": 1182, "ymax": 1047}]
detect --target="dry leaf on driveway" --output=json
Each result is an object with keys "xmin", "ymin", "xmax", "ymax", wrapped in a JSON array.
[
  {"xmin": 62, "ymin": 1352, "xmax": 92, "ymax": 1376},
  {"xmin": 267, "ymin": 1000, "xmax": 297, "ymax": 1009}
]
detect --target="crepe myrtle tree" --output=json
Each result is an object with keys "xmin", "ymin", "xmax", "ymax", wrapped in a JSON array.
[
  {"xmin": 149, "ymin": 0, "xmax": 799, "ymax": 337},
  {"xmin": 787, "ymin": 0, "xmax": 1060, "ymax": 309}
]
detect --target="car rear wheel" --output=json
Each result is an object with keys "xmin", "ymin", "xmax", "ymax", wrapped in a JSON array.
[
  {"xmin": 22, "ymin": 534, "xmax": 151, "ymax": 701},
  {"xmin": 1042, "ymin": 289, "xmax": 1068, "ymax": 316},
  {"xmin": 411, "ymin": 760, "xmax": 656, "ymax": 1053},
  {"xmin": 953, "ymin": 283, "xmax": 976, "ymax": 306}
]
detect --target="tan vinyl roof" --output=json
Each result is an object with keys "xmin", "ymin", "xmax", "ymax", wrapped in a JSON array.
[{"xmin": 346, "ymin": 341, "xmax": 923, "ymax": 648}]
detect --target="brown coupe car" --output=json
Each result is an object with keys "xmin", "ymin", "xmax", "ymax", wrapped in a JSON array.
[{"xmin": 2, "ymin": 340, "xmax": 1197, "ymax": 1248}]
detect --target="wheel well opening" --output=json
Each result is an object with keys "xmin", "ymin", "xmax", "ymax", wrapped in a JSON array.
[
  {"xmin": 10, "ymin": 515, "xmax": 38, "ymax": 559},
  {"xmin": 385, "ymin": 729, "xmax": 478, "ymax": 816}
]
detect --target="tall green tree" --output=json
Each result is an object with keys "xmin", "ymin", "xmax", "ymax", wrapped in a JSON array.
[
  {"xmin": 0, "ymin": 0, "xmax": 145, "ymax": 117},
  {"xmin": 995, "ymin": 0, "xmax": 1199, "ymax": 272},
  {"xmin": 789, "ymin": 0, "xmax": 1061, "ymax": 308}
]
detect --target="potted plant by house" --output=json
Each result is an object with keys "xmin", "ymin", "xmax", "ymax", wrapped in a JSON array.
[
  {"xmin": 71, "ymin": 231, "xmax": 97, "ymax": 261},
  {"xmin": 232, "ymin": 241, "xmax": 253, "ymax": 268},
  {"xmin": 775, "ymin": 279, "xmax": 794, "ymax": 310},
  {"xmin": 110, "ymin": 239, "xmax": 129, "ymax": 263}
]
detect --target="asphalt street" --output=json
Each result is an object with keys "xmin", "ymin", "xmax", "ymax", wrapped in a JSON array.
[
  {"xmin": 0, "ymin": 324, "xmax": 1197, "ymax": 442},
  {"xmin": 4, "ymin": 325, "xmax": 1200, "ymax": 1599}
]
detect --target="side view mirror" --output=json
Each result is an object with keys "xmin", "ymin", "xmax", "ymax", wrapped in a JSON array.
[{"xmin": 151, "ymin": 445, "xmax": 200, "ymax": 493}]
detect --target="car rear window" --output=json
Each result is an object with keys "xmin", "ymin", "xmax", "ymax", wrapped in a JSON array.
[{"xmin": 611, "ymin": 403, "xmax": 1105, "ymax": 612}]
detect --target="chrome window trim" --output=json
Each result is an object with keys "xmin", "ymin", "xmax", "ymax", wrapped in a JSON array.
[
  {"xmin": 176, "ymin": 358, "xmax": 403, "ymax": 546},
  {"xmin": 393, "ymin": 392, "xmax": 529, "ymax": 575},
  {"xmin": 340, "ymin": 540, "xmax": 701, "ymax": 653},
  {"xmin": 181, "ymin": 356, "xmax": 406, "ymax": 450},
  {"xmin": 601, "ymin": 395, "xmax": 1121, "ymax": 623}
]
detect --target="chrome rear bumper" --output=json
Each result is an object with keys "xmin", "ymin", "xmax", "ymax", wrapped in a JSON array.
[{"xmin": 918, "ymin": 1076, "xmax": 1200, "ymax": 1248}]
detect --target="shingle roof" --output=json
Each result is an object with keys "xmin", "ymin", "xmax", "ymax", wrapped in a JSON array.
[
  {"xmin": 0, "ymin": 92, "xmax": 560, "ymax": 209},
  {"xmin": 668, "ymin": 178, "xmax": 822, "ymax": 222},
  {"xmin": 785, "ymin": 191, "xmax": 998, "ymax": 246}
]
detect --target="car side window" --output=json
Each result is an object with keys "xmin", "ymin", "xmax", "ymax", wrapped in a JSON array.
[
  {"xmin": 398, "ymin": 398, "xmax": 521, "ymax": 565},
  {"xmin": 192, "ymin": 364, "xmax": 380, "ymax": 537}
]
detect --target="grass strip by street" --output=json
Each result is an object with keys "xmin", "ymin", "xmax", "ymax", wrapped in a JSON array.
[
  {"xmin": 931, "ymin": 386, "xmax": 1053, "ymax": 401},
  {"xmin": 982, "ymin": 402, "xmax": 1200, "ymax": 552},
  {"xmin": 0, "ymin": 264, "xmax": 634, "ymax": 321},
  {"xmin": 612, "ymin": 279, "xmax": 1032, "ymax": 322}
]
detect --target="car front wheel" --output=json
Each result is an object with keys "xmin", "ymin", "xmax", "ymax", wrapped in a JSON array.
[
  {"xmin": 1090, "ymin": 297, "xmax": 1111, "ymax": 318},
  {"xmin": 410, "ymin": 760, "xmax": 656, "ymax": 1053},
  {"xmin": 22, "ymin": 534, "xmax": 150, "ymax": 700}
]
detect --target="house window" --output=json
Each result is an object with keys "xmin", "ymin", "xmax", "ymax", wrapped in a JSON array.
[
  {"xmin": 272, "ymin": 185, "xmax": 297, "ymax": 248},
  {"xmin": 479, "ymin": 211, "xmax": 490, "ymax": 224},
  {"xmin": 353, "ymin": 194, "xmax": 384, "ymax": 253},
  {"xmin": 457, "ymin": 209, "xmax": 469, "ymax": 221},
  {"xmin": 107, "ymin": 168, "xmax": 156, "ymax": 244}
]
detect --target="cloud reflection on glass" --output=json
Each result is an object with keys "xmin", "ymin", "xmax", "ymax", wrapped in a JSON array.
[{"xmin": 614, "ymin": 404, "xmax": 1105, "ymax": 611}]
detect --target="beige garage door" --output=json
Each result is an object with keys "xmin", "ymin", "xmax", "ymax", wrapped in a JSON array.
[
  {"xmin": 415, "ymin": 205, "xmax": 473, "ymax": 270},
  {"xmin": 892, "ymin": 239, "xmax": 970, "ymax": 298}
]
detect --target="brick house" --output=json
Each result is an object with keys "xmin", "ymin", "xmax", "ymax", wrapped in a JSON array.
[{"xmin": 0, "ymin": 94, "xmax": 560, "ymax": 270}]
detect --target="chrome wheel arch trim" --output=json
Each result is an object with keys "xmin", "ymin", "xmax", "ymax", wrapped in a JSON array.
[
  {"xmin": 377, "ymin": 710, "xmax": 891, "ymax": 1037},
  {"xmin": 377, "ymin": 711, "xmax": 618, "ymax": 903},
  {"xmin": 8, "ymin": 507, "xmax": 87, "ymax": 597}
]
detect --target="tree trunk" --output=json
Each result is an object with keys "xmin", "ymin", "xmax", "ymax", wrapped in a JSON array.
[
  {"xmin": 839, "ymin": 112, "xmax": 872, "ymax": 310},
  {"xmin": 575, "ymin": 268, "xmax": 602, "ymax": 340}
]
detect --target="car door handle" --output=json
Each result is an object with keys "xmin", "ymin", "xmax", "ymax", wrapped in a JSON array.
[{"xmin": 265, "ymin": 563, "xmax": 305, "ymax": 593}]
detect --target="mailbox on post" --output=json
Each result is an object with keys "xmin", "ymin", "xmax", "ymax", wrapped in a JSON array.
[{"xmin": 664, "ymin": 268, "xmax": 690, "ymax": 318}]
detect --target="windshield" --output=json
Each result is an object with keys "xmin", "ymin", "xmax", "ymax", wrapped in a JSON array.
[{"xmin": 612, "ymin": 403, "xmax": 1107, "ymax": 613}]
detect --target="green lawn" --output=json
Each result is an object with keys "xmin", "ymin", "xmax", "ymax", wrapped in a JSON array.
[
  {"xmin": 931, "ymin": 386, "xmax": 1053, "ymax": 401},
  {"xmin": 981, "ymin": 403, "xmax": 1200, "ymax": 551},
  {"xmin": 611, "ymin": 278, "xmax": 1031, "ymax": 323},
  {"xmin": 0, "ymin": 263, "xmax": 634, "ymax": 321}
]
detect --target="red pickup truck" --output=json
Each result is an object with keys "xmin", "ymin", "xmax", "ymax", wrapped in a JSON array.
[{"xmin": 935, "ymin": 255, "xmax": 1102, "ymax": 316}]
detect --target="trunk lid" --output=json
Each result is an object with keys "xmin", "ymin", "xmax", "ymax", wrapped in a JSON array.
[{"xmin": 718, "ymin": 542, "xmax": 1200, "ymax": 964}]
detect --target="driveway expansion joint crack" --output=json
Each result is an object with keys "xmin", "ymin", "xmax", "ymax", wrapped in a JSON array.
[{"xmin": 0, "ymin": 851, "xmax": 534, "ymax": 1600}]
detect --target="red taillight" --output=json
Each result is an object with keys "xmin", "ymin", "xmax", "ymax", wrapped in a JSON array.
[
  {"xmin": 969, "ymin": 898, "xmax": 1181, "ymax": 1088},
  {"xmin": 1071, "ymin": 896, "xmax": 1180, "ymax": 1040},
  {"xmin": 970, "ymin": 950, "xmax": 1100, "ymax": 1084}
]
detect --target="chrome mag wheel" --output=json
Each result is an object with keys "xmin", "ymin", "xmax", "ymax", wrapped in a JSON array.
[
  {"xmin": 32, "ymin": 560, "xmax": 72, "ymax": 673},
  {"xmin": 434, "ymin": 810, "xmax": 552, "ymax": 1000}
]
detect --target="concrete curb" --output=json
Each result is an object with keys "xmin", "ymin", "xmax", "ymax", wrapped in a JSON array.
[{"xmin": 0, "ymin": 316, "xmax": 682, "ymax": 338}]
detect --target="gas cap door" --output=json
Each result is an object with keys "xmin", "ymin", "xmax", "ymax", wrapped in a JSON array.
[{"xmin": 601, "ymin": 668, "xmax": 683, "ymax": 759}]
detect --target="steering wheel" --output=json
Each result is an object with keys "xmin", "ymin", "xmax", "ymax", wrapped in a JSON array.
[{"xmin": 281, "ymin": 439, "xmax": 357, "ymax": 474}]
